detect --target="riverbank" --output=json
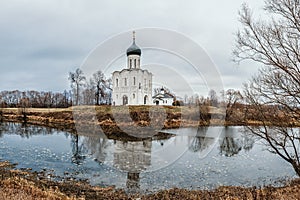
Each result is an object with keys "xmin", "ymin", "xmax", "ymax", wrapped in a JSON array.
[
  {"xmin": 0, "ymin": 106, "xmax": 209, "ymax": 140},
  {"xmin": 0, "ymin": 161, "xmax": 299, "ymax": 200},
  {"xmin": 1, "ymin": 105, "xmax": 299, "ymax": 142},
  {"xmin": 0, "ymin": 105, "xmax": 248, "ymax": 130},
  {"xmin": 1, "ymin": 105, "xmax": 291, "ymax": 131}
]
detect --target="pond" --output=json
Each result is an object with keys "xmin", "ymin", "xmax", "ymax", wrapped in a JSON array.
[{"xmin": 0, "ymin": 122, "xmax": 296, "ymax": 193}]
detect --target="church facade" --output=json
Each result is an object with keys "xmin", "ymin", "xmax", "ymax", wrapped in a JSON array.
[{"xmin": 112, "ymin": 32, "xmax": 153, "ymax": 105}]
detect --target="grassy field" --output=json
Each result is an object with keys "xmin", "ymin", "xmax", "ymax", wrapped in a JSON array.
[
  {"xmin": 3, "ymin": 104, "xmax": 298, "ymax": 129},
  {"xmin": 0, "ymin": 105, "xmax": 224, "ymax": 116},
  {"xmin": 0, "ymin": 105, "xmax": 222, "ymax": 130}
]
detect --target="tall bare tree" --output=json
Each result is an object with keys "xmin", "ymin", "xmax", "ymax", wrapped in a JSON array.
[
  {"xmin": 69, "ymin": 68, "xmax": 86, "ymax": 106},
  {"xmin": 208, "ymin": 89, "xmax": 218, "ymax": 107},
  {"xmin": 221, "ymin": 89, "xmax": 243, "ymax": 122},
  {"xmin": 234, "ymin": 0, "xmax": 300, "ymax": 176},
  {"xmin": 91, "ymin": 70, "xmax": 106, "ymax": 105}
]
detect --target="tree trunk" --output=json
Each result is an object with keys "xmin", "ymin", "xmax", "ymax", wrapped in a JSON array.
[
  {"xmin": 292, "ymin": 163, "xmax": 300, "ymax": 177},
  {"xmin": 76, "ymin": 84, "xmax": 79, "ymax": 106}
]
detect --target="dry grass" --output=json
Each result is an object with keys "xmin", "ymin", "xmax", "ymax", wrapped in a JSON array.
[
  {"xmin": 0, "ymin": 177, "xmax": 77, "ymax": 200},
  {"xmin": 1, "ymin": 169, "xmax": 300, "ymax": 200},
  {"xmin": 2, "ymin": 108, "xmax": 71, "ymax": 113}
]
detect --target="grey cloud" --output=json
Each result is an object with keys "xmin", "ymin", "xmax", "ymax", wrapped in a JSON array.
[
  {"xmin": 27, "ymin": 47, "xmax": 84, "ymax": 60},
  {"xmin": 0, "ymin": 0, "xmax": 265, "ymax": 94}
]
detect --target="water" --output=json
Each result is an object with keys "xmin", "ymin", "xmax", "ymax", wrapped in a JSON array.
[{"xmin": 0, "ymin": 122, "xmax": 296, "ymax": 192}]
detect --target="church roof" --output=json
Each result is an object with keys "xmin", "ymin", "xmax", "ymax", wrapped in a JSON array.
[
  {"xmin": 126, "ymin": 41, "xmax": 141, "ymax": 56},
  {"xmin": 112, "ymin": 68, "xmax": 152, "ymax": 75},
  {"xmin": 126, "ymin": 31, "xmax": 141, "ymax": 56},
  {"xmin": 152, "ymin": 92, "xmax": 174, "ymax": 99}
]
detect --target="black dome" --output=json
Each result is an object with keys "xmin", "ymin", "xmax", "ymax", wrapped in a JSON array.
[{"xmin": 126, "ymin": 41, "xmax": 141, "ymax": 56}]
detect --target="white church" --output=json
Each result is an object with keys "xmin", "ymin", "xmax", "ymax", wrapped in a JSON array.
[{"xmin": 112, "ymin": 32, "xmax": 153, "ymax": 105}]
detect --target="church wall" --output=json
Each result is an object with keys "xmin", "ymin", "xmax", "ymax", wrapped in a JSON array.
[
  {"xmin": 112, "ymin": 69, "xmax": 152, "ymax": 105},
  {"xmin": 152, "ymin": 97, "xmax": 174, "ymax": 106}
]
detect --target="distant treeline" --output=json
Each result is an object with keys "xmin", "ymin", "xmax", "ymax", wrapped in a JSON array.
[
  {"xmin": 0, "ymin": 90, "xmax": 72, "ymax": 108},
  {"xmin": 0, "ymin": 68, "xmax": 114, "ymax": 108}
]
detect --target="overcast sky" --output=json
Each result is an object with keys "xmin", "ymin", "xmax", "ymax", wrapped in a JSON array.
[{"xmin": 0, "ymin": 0, "xmax": 266, "ymax": 96}]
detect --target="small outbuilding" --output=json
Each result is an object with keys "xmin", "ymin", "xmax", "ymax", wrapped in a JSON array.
[{"xmin": 152, "ymin": 88, "xmax": 174, "ymax": 106}]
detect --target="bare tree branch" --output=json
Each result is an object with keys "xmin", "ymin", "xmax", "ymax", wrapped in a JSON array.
[{"xmin": 234, "ymin": 1, "xmax": 300, "ymax": 176}]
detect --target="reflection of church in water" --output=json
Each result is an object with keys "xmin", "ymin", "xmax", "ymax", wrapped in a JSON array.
[
  {"xmin": 113, "ymin": 140, "xmax": 152, "ymax": 192},
  {"xmin": 83, "ymin": 135, "xmax": 152, "ymax": 192}
]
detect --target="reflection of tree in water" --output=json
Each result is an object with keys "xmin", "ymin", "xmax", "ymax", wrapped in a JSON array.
[
  {"xmin": 0, "ymin": 122, "xmax": 3, "ymax": 138},
  {"xmin": 219, "ymin": 137, "xmax": 242, "ymax": 157},
  {"xmin": 0, "ymin": 122, "xmax": 54, "ymax": 138},
  {"xmin": 189, "ymin": 136, "xmax": 206, "ymax": 153},
  {"xmin": 187, "ymin": 126, "xmax": 256, "ymax": 156},
  {"xmin": 71, "ymin": 134, "xmax": 87, "ymax": 165},
  {"xmin": 188, "ymin": 127, "xmax": 215, "ymax": 153},
  {"xmin": 83, "ymin": 136, "xmax": 109, "ymax": 163},
  {"xmin": 241, "ymin": 131, "xmax": 256, "ymax": 152},
  {"xmin": 219, "ymin": 127, "xmax": 255, "ymax": 157},
  {"xmin": 0, "ymin": 122, "xmax": 89, "ymax": 165}
]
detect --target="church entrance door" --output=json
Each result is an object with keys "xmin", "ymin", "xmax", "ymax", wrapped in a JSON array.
[
  {"xmin": 123, "ymin": 95, "xmax": 128, "ymax": 105},
  {"xmin": 144, "ymin": 95, "xmax": 148, "ymax": 105}
]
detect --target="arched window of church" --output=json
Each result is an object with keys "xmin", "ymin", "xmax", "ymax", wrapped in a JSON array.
[
  {"xmin": 139, "ymin": 83, "xmax": 141, "ymax": 89},
  {"xmin": 133, "ymin": 94, "xmax": 135, "ymax": 99},
  {"xmin": 116, "ymin": 79, "xmax": 118, "ymax": 87},
  {"xmin": 124, "ymin": 78, "xmax": 127, "ymax": 86},
  {"xmin": 134, "ymin": 59, "xmax": 136, "ymax": 68},
  {"xmin": 133, "ymin": 77, "xmax": 136, "ymax": 85},
  {"xmin": 130, "ymin": 59, "xmax": 132, "ymax": 68}
]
